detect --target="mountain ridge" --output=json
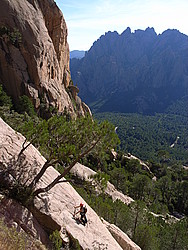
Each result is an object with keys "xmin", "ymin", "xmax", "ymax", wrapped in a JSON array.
[
  {"xmin": 70, "ymin": 50, "xmax": 85, "ymax": 59},
  {"xmin": 70, "ymin": 27, "xmax": 188, "ymax": 114}
]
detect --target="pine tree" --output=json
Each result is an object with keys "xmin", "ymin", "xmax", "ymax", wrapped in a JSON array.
[{"xmin": 19, "ymin": 115, "xmax": 120, "ymax": 199}]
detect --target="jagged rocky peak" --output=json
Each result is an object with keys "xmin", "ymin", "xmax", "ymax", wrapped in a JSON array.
[
  {"xmin": 89, "ymin": 27, "xmax": 157, "ymax": 55},
  {"xmin": 120, "ymin": 27, "xmax": 157, "ymax": 47},
  {"xmin": 89, "ymin": 30, "xmax": 119, "ymax": 54},
  {"xmin": 145, "ymin": 27, "xmax": 156, "ymax": 34},
  {"xmin": 97, "ymin": 30, "xmax": 119, "ymax": 43},
  {"xmin": 0, "ymin": 0, "xmax": 88, "ymax": 116},
  {"xmin": 159, "ymin": 28, "xmax": 188, "ymax": 47},
  {"xmin": 70, "ymin": 27, "xmax": 188, "ymax": 114},
  {"xmin": 134, "ymin": 27, "xmax": 156, "ymax": 34},
  {"xmin": 121, "ymin": 27, "xmax": 131, "ymax": 36},
  {"xmin": 121, "ymin": 27, "xmax": 157, "ymax": 37}
]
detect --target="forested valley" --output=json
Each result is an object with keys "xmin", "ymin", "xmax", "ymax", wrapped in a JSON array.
[
  {"xmin": 95, "ymin": 109, "xmax": 188, "ymax": 164},
  {"xmin": 1, "ymin": 85, "xmax": 188, "ymax": 250},
  {"xmin": 78, "ymin": 111, "xmax": 188, "ymax": 249}
]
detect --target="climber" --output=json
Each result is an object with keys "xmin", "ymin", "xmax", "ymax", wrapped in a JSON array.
[{"xmin": 74, "ymin": 203, "xmax": 87, "ymax": 226}]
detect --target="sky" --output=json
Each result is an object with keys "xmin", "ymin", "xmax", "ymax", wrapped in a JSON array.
[{"xmin": 55, "ymin": 0, "xmax": 188, "ymax": 51}]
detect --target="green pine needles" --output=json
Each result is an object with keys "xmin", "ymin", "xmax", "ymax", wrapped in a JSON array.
[{"xmin": 18, "ymin": 114, "xmax": 120, "ymax": 199}]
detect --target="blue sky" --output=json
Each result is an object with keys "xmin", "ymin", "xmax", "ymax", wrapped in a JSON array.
[{"xmin": 55, "ymin": 0, "xmax": 188, "ymax": 51}]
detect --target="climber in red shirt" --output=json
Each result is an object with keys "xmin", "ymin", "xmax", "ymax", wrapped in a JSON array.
[{"xmin": 74, "ymin": 203, "xmax": 87, "ymax": 226}]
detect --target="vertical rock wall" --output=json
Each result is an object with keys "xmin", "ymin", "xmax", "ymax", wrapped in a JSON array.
[{"xmin": 0, "ymin": 0, "xmax": 87, "ymax": 116}]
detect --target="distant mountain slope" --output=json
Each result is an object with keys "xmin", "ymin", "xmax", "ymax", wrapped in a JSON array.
[
  {"xmin": 70, "ymin": 27, "xmax": 188, "ymax": 114},
  {"xmin": 70, "ymin": 50, "xmax": 85, "ymax": 59}
]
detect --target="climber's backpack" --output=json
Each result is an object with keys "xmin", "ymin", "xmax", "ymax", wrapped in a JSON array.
[
  {"xmin": 80, "ymin": 206, "xmax": 87, "ymax": 215},
  {"xmin": 83, "ymin": 206, "xmax": 87, "ymax": 214}
]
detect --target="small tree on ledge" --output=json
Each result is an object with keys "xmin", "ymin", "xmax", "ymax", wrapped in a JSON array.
[{"xmin": 18, "ymin": 114, "xmax": 120, "ymax": 199}]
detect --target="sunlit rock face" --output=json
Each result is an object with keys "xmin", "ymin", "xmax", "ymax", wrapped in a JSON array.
[
  {"xmin": 102, "ymin": 219, "xmax": 141, "ymax": 250},
  {"xmin": 0, "ymin": 117, "xmax": 142, "ymax": 249},
  {"xmin": 0, "ymin": 0, "xmax": 89, "ymax": 116},
  {"xmin": 0, "ymin": 118, "xmax": 124, "ymax": 249}
]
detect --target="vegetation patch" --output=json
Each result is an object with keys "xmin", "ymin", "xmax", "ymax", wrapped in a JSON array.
[
  {"xmin": 49, "ymin": 230, "xmax": 62, "ymax": 250},
  {"xmin": 0, "ymin": 82, "xmax": 188, "ymax": 250},
  {"xmin": 95, "ymin": 112, "xmax": 188, "ymax": 164},
  {"xmin": 0, "ymin": 219, "xmax": 46, "ymax": 250},
  {"xmin": 0, "ymin": 26, "xmax": 22, "ymax": 47}
]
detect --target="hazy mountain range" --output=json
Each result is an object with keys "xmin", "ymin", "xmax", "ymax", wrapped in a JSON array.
[
  {"xmin": 70, "ymin": 50, "xmax": 85, "ymax": 59},
  {"xmin": 70, "ymin": 27, "xmax": 188, "ymax": 114}
]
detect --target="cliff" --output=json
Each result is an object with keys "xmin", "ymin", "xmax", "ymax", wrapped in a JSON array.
[
  {"xmin": 70, "ymin": 28, "xmax": 188, "ymax": 114},
  {"xmin": 0, "ymin": 118, "xmax": 141, "ymax": 250},
  {"xmin": 0, "ymin": 0, "xmax": 88, "ymax": 116}
]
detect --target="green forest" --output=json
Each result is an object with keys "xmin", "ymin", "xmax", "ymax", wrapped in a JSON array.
[
  {"xmin": 0, "ymin": 85, "xmax": 188, "ymax": 250},
  {"xmin": 95, "ymin": 112, "xmax": 188, "ymax": 164}
]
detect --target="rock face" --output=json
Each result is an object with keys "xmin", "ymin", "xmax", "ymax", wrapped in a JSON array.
[
  {"xmin": 102, "ymin": 219, "xmax": 141, "ymax": 250},
  {"xmin": 70, "ymin": 27, "xmax": 188, "ymax": 114},
  {"xmin": 0, "ymin": 196, "xmax": 50, "ymax": 248},
  {"xmin": 0, "ymin": 117, "xmax": 141, "ymax": 249},
  {"xmin": 0, "ymin": 0, "xmax": 88, "ymax": 116},
  {"xmin": 71, "ymin": 163, "xmax": 134, "ymax": 205}
]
